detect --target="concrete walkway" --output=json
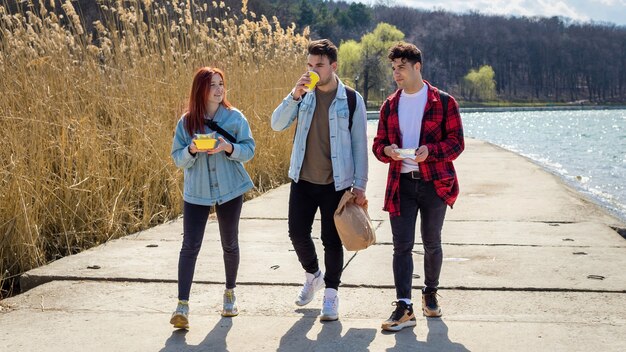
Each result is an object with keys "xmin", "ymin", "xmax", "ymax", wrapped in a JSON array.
[{"xmin": 1, "ymin": 125, "xmax": 625, "ymax": 351}]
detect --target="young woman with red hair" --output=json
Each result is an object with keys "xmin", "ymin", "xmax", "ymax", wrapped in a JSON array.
[{"xmin": 169, "ymin": 67, "xmax": 255, "ymax": 329}]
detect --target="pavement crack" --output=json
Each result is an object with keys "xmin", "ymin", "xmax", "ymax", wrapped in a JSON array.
[
  {"xmin": 240, "ymin": 217, "xmax": 289, "ymax": 220},
  {"xmin": 371, "ymin": 242, "xmax": 624, "ymax": 248},
  {"xmin": 23, "ymin": 278, "xmax": 626, "ymax": 294},
  {"xmin": 446, "ymin": 220, "xmax": 578, "ymax": 224}
]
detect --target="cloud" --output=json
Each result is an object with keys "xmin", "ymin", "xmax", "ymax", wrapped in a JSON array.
[
  {"xmin": 396, "ymin": 0, "xmax": 626, "ymax": 25},
  {"xmin": 589, "ymin": 0, "xmax": 626, "ymax": 5}
]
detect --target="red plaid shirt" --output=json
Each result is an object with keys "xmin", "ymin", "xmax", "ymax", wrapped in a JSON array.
[{"xmin": 372, "ymin": 81, "xmax": 464, "ymax": 217}]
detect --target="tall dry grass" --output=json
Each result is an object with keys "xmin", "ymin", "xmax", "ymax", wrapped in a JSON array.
[{"xmin": 0, "ymin": 0, "xmax": 308, "ymax": 297}]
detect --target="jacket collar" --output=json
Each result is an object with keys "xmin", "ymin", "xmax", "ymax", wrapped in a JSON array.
[
  {"xmin": 204, "ymin": 104, "xmax": 228, "ymax": 123},
  {"xmin": 389, "ymin": 80, "xmax": 439, "ymax": 112}
]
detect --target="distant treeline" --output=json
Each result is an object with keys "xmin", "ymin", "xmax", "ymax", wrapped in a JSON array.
[
  {"xmin": 6, "ymin": 0, "xmax": 626, "ymax": 103},
  {"xmin": 374, "ymin": 9, "xmax": 626, "ymax": 103},
  {"xmin": 257, "ymin": 0, "xmax": 626, "ymax": 103}
]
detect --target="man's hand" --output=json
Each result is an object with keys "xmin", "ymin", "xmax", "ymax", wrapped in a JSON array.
[
  {"xmin": 413, "ymin": 145, "xmax": 428, "ymax": 162},
  {"xmin": 352, "ymin": 188, "xmax": 367, "ymax": 208},
  {"xmin": 383, "ymin": 144, "xmax": 403, "ymax": 161},
  {"xmin": 292, "ymin": 71, "xmax": 313, "ymax": 100}
]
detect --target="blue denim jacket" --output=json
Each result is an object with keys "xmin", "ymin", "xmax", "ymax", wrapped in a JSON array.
[
  {"xmin": 171, "ymin": 105, "xmax": 255, "ymax": 206},
  {"xmin": 271, "ymin": 77, "xmax": 368, "ymax": 191}
]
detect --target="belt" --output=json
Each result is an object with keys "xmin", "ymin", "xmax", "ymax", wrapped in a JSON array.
[{"xmin": 401, "ymin": 171, "xmax": 422, "ymax": 180}]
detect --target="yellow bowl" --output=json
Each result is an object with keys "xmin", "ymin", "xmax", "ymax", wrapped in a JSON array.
[{"xmin": 194, "ymin": 138, "xmax": 217, "ymax": 150}]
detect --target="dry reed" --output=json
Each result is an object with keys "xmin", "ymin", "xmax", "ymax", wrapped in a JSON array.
[{"xmin": 0, "ymin": 0, "xmax": 309, "ymax": 297}]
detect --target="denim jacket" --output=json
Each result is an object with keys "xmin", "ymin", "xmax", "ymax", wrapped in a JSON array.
[
  {"xmin": 171, "ymin": 105, "xmax": 255, "ymax": 206},
  {"xmin": 271, "ymin": 76, "xmax": 368, "ymax": 191}
]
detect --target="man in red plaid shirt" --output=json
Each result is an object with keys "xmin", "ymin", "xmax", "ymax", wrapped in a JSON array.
[{"xmin": 373, "ymin": 42, "xmax": 464, "ymax": 332}]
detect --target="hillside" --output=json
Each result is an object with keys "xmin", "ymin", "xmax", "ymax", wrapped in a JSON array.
[{"xmin": 5, "ymin": 0, "xmax": 625, "ymax": 103}]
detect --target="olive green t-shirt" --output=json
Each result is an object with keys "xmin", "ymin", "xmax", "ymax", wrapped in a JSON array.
[{"xmin": 299, "ymin": 88, "xmax": 337, "ymax": 185}]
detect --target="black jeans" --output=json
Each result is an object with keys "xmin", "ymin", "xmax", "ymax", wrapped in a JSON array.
[
  {"xmin": 288, "ymin": 180, "xmax": 347, "ymax": 290},
  {"xmin": 390, "ymin": 175, "xmax": 447, "ymax": 300},
  {"xmin": 177, "ymin": 196, "xmax": 243, "ymax": 301}
]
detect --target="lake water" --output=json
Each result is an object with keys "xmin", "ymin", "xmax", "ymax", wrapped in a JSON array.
[{"xmin": 368, "ymin": 109, "xmax": 626, "ymax": 223}]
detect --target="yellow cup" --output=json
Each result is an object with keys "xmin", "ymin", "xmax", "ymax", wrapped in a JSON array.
[
  {"xmin": 193, "ymin": 138, "xmax": 217, "ymax": 150},
  {"xmin": 304, "ymin": 71, "xmax": 319, "ymax": 92}
]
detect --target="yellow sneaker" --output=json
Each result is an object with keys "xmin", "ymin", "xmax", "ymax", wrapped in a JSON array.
[
  {"xmin": 222, "ymin": 289, "xmax": 239, "ymax": 317},
  {"xmin": 170, "ymin": 300, "xmax": 189, "ymax": 329}
]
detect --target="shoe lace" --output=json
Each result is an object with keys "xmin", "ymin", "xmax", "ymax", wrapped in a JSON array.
[
  {"xmin": 424, "ymin": 292, "xmax": 440, "ymax": 308},
  {"xmin": 224, "ymin": 291, "xmax": 235, "ymax": 305},
  {"xmin": 300, "ymin": 277, "xmax": 315, "ymax": 295},
  {"xmin": 389, "ymin": 301, "xmax": 411, "ymax": 321},
  {"xmin": 323, "ymin": 296, "xmax": 337, "ymax": 310},
  {"xmin": 176, "ymin": 301, "xmax": 189, "ymax": 314}
]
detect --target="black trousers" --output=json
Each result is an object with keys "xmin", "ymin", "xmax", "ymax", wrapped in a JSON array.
[
  {"xmin": 177, "ymin": 196, "xmax": 243, "ymax": 301},
  {"xmin": 390, "ymin": 175, "xmax": 447, "ymax": 300},
  {"xmin": 288, "ymin": 180, "xmax": 347, "ymax": 290}
]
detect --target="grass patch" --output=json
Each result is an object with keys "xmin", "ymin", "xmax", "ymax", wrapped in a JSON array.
[{"xmin": 0, "ymin": 0, "xmax": 308, "ymax": 297}]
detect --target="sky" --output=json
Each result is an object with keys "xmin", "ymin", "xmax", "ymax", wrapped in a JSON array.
[{"xmin": 374, "ymin": 0, "xmax": 626, "ymax": 26}]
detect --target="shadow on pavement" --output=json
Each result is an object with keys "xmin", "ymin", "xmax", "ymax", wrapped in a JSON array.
[
  {"xmin": 160, "ymin": 316, "xmax": 233, "ymax": 352},
  {"xmin": 278, "ymin": 308, "xmax": 376, "ymax": 352},
  {"xmin": 385, "ymin": 318, "xmax": 469, "ymax": 352}
]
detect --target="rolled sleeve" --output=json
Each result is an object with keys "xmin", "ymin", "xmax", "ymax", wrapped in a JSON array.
[
  {"xmin": 350, "ymin": 92, "xmax": 369, "ymax": 191},
  {"xmin": 271, "ymin": 93, "xmax": 300, "ymax": 131},
  {"xmin": 225, "ymin": 117, "xmax": 255, "ymax": 163},
  {"xmin": 171, "ymin": 118, "xmax": 198, "ymax": 169}
]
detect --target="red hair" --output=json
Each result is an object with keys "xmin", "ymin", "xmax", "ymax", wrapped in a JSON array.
[{"xmin": 184, "ymin": 67, "xmax": 232, "ymax": 136}]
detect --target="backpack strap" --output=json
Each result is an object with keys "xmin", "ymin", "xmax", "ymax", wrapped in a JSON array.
[
  {"xmin": 345, "ymin": 86, "xmax": 356, "ymax": 131},
  {"xmin": 383, "ymin": 99, "xmax": 390, "ymax": 117},
  {"xmin": 439, "ymin": 90, "xmax": 449, "ymax": 120}
]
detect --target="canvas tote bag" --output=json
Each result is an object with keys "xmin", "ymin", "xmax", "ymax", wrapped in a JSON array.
[{"xmin": 333, "ymin": 191, "xmax": 376, "ymax": 251}]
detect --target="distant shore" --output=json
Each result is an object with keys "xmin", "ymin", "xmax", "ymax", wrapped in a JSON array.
[
  {"xmin": 460, "ymin": 105, "xmax": 626, "ymax": 113},
  {"xmin": 366, "ymin": 105, "xmax": 626, "ymax": 119}
]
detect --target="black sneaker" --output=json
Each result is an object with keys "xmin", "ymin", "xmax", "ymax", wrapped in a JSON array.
[
  {"xmin": 422, "ymin": 290, "xmax": 442, "ymax": 317},
  {"xmin": 381, "ymin": 301, "xmax": 417, "ymax": 332}
]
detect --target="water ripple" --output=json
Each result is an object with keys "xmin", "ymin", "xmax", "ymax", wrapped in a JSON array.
[{"xmin": 461, "ymin": 109, "xmax": 626, "ymax": 222}]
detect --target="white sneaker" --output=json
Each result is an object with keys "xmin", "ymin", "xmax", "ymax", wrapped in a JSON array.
[
  {"xmin": 319, "ymin": 289, "xmax": 339, "ymax": 321},
  {"xmin": 295, "ymin": 271, "xmax": 324, "ymax": 306}
]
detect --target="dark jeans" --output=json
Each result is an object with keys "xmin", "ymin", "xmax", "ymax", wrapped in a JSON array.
[
  {"xmin": 177, "ymin": 196, "xmax": 243, "ymax": 301},
  {"xmin": 288, "ymin": 180, "xmax": 347, "ymax": 290},
  {"xmin": 390, "ymin": 175, "xmax": 447, "ymax": 300}
]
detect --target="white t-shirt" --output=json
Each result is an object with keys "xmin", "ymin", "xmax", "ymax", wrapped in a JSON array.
[{"xmin": 398, "ymin": 84, "xmax": 428, "ymax": 173}]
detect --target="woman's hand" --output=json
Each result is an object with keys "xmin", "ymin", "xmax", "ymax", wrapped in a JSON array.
[{"xmin": 206, "ymin": 136, "xmax": 234, "ymax": 155}]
